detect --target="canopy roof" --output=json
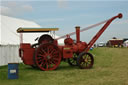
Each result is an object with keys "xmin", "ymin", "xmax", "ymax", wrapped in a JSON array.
[{"xmin": 17, "ymin": 27, "xmax": 59, "ymax": 33}]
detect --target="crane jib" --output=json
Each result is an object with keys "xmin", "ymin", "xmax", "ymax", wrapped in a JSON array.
[{"xmin": 56, "ymin": 13, "xmax": 122, "ymax": 40}]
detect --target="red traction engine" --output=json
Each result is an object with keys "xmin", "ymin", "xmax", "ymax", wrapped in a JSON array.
[{"xmin": 17, "ymin": 13, "xmax": 122, "ymax": 71}]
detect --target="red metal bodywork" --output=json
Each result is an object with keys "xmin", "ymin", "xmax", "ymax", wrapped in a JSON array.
[
  {"xmin": 19, "ymin": 43, "xmax": 35, "ymax": 65},
  {"xmin": 18, "ymin": 13, "xmax": 123, "ymax": 70}
]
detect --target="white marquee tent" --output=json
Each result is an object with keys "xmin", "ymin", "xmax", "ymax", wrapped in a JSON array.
[{"xmin": 123, "ymin": 40, "xmax": 128, "ymax": 47}]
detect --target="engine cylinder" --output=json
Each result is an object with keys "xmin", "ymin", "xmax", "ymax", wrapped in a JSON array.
[{"xmin": 73, "ymin": 42, "xmax": 88, "ymax": 53}]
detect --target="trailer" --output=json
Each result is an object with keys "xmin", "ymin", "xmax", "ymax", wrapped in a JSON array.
[
  {"xmin": 17, "ymin": 13, "xmax": 123, "ymax": 71},
  {"xmin": 107, "ymin": 39, "xmax": 123, "ymax": 47}
]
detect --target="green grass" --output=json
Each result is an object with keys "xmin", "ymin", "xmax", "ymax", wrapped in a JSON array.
[{"xmin": 0, "ymin": 47, "xmax": 128, "ymax": 85}]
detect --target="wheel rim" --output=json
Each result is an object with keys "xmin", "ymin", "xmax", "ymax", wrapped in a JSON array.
[
  {"xmin": 77, "ymin": 52, "xmax": 94, "ymax": 69},
  {"xmin": 68, "ymin": 53, "xmax": 78, "ymax": 66},
  {"xmin": 35, "ymin": 43, "xmax": 61, "ymax": 71}
]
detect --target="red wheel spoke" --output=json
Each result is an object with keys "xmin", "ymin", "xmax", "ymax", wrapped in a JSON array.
[
  {"xmin": 52, "ymin": 53, "xmax": 59, "ymax": 56},
  {"xmin": 37, "ymin": 57, "xmax": 42, "ymax": 59},
  {"xmin": 52, "ymin": 57, "xmax": 59, "ymax": 61},
  {"xmin": 40, "ymin": 48, "xmax": 47, "ymax": 55},
  {"xmin": 50, "ymin": 53, "xmax": 59, "ymax": 58},
  {"xmin": 51, "ymin": 59, "xmax": 58, "ymax": 64},
  {"xmin": 48, "ymin": 46, "xmax": 54, "ymax": 52},
  {"xmin": 48, "ymin": 60, "xmax": 53, "ymax": 68},
  {"xmin": 38, "ymin": 54, "xmax": 46, "ymax": 57},
  {"xmin": 47, "ymin": 46, "xmax": 50, "ymax": 54},
  {"xmin": 46, "ymin": 63, "xmax": 49, "ymax": 70},
  {"xmin": 39, "ymin": 49, "xmax": 45, "ymax": 54},
  {"xmin": 39, "ymin": 61, "xmax": 44, "ymax": 66},
  {"xmin": 52, "ymin": 51, "xmax": 58, "ymax": 55},
  {"xmin": 42, "ymin": 62, "xmax": 46, "ymax": 67},
  {"xmin": 49, "ymin": 49, "xmax": 56, "ymax": 55},
  {"xmin": 53, "ymin": 55, "xmax": 59, "ymax": 58},
  {"xmin": 37, "ymin": 58, "xmax": 43, "ymax": 63}
]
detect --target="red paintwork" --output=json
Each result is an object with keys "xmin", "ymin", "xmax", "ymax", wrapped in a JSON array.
[
  {"xmin": 18, "ymin": 13, "xmax": 122, "ymax": 70},
  {"xmin": 19, "ymin": 43, "xmax": 35, "ymax": 65},
  {"xmin": 62, "ymin": 46, "xmax": 73, "ymax": 58}
]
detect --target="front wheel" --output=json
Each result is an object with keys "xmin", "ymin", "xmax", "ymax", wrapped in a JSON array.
[{"xmin": 77, "ymin": 52, "xmax": 94, "ymax": 69}]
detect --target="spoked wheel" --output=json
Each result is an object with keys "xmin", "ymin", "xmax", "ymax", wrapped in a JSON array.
[
  {"xmin": 34, "ymin": 43, "xmax": 61, "ymax": 71},
  {"xmin": 68, "ymin": 53, "xmax": 78, "ymax": 66},
  {"xmin": 77, "ymin": 52, "xmax": 94, "ymax": 69}
]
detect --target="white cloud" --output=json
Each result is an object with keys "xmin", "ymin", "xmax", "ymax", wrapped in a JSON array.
[{"xmin": 0, "ymin": 2, "xmax": 33, "ymax": 16}]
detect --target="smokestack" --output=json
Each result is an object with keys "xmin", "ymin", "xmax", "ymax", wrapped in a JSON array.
[{"xmin": 75, "ymin": 26, "xmax": 80, "ymax": 43}]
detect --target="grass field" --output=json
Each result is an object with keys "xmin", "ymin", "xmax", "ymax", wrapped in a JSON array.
[{"xmin": 0, "ymin": 47, "xmax": 128, "ymax": 85}]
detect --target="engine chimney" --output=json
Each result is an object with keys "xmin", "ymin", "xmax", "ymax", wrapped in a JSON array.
[{"xmin": 75, "ymin": 26, "xmax": 80, "ymax": 43}]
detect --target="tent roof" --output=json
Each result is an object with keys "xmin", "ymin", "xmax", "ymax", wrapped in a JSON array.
[{"xmin": 0, "ymin": 15, "xmax": 64, "ymax": 45}]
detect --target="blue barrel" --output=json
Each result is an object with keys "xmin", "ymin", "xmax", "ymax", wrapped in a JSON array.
[{"xmin": 8, "ymin": 63, "xmax": 19, "ymax": 79}]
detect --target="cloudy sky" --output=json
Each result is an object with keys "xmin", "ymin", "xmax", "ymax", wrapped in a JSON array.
[{"xmin": 0, "ymin": 0, "xmax": 128, "ymax": 43}]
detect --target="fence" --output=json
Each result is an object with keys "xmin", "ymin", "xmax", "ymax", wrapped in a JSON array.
[{"xmin": 0, "ymin": 45, "xmax": 22, "ymax": 66}]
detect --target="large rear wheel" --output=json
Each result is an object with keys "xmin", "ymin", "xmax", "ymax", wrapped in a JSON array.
[{"xmin": 34, "ymin": 43, "xmax": 61, "ymax": 71}]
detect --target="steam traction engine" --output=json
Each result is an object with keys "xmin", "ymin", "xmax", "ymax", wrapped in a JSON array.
[{"xmin": 17, "ymin": 13, "xmax": 122, "ymax": 71}]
